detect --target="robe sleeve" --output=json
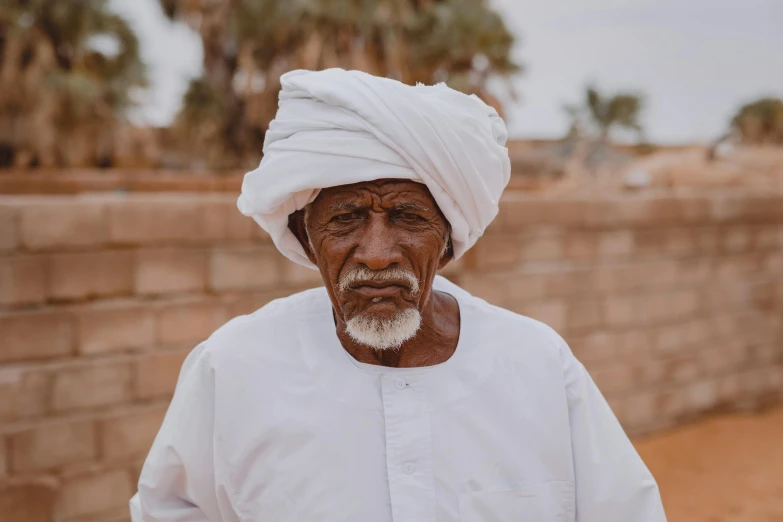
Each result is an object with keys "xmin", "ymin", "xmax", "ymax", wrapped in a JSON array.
[
  {"xmin": 560, "ymin": 337, "xmax": 667, "ymax": 522},
  {"xmin": 129, "ymin": 343, "xmax": 241, "ymax": 522}
]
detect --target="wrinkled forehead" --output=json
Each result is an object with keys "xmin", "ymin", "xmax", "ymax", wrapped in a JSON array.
[{"xmin": 311, "ymin": 179, "xmax": 441, "ymax": 212}]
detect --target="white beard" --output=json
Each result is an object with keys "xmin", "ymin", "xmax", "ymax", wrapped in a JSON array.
[{"xmin": 345, "ymin": 308, "xmax": 422, "ymax": 350}]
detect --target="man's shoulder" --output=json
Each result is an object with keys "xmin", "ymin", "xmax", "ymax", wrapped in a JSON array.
[
  {"xmin": 447, "ymin": 278, "xmax": 568, "ymax": 363},
  {"xmin": 202, "ymin": 286, "xmax": 327, "ymax": 359}
]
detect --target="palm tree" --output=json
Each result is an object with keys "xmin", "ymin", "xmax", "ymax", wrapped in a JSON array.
[
  {"xmin": 0, "ymin": 0, "xmax": 147, "ymax": 167},
  {"xmin": 730, "ymin": 97, "xmax": 783, "ymax": 145},
  {"xmin": 160, "ymin": 0, "xmax": 520, "ymax": 169},
  {"xmin": 565, "ymin": 86, "xmax": 644, "ymax": 143},
  {"xmin": 558, "ymin": 85, "xmax": 645, "ymax": 177}
]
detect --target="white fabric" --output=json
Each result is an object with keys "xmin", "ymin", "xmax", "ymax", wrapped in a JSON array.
[
  {"xmin": 237, "ymin": 69, "xmax": 511, "ymax": 269},
  {"xmin": 130, "ymin": 276, "xmax": 665, "ymax": 522}
]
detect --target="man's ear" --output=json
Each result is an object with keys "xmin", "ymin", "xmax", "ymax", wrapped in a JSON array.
[
  {"xmin": 437, "ymin": 233, "xmax": 454, "ymax": 271},
  {"xmin": 287, "ymin": 209, "xmax": 318, "ymax": 266}
]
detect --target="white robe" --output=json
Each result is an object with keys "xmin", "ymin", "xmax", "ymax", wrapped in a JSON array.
[{"xmin": 130, "ymin": 276, "xmax": 666, "ymax": 522}]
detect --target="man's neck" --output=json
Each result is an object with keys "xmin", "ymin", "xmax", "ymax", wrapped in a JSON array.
[{"xmin": 335, "ymin": 290, "xmax": 460, "ymax": 368}]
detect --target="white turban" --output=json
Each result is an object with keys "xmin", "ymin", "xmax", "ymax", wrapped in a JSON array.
[{"xmin": 237, "ymin": 68, "xmax": 511, "ymax": 269}]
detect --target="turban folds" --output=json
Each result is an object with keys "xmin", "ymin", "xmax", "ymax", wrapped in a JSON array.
[{"xmin": 237, "ymin": 68, "xmax": 511, "ymax": 269}]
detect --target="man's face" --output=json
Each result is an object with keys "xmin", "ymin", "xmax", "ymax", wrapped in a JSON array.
[{"xmin": 293, "ymin": 179, "xmax": 452, "ymax": 349}]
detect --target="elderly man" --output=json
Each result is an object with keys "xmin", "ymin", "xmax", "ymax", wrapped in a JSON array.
[{"xmin": 130, "ymin": 69, "xmax": 665, "ymax": 522}]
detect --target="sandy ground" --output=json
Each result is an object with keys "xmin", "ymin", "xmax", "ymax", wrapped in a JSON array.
[{"xmin": 635, "ymin": 408, "xmax": 783, "ymax": 522}]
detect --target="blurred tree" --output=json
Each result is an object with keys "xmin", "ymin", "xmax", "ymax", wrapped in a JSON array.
[
  {"xmin": 565, "ymin": 86, "xmax": 645, "ymax": 143},
  {"xmin": 730, "ymin": 97, "xmax": 783, "ymax": 145},
  {"xmin": 160, "ymin": 0, "xmax": 520, "ymax": 169},
  {"xmin": 0, "ymin": 0, "xmax": 147, "ymax": 167},
  {"xmin": 558, "ymin": 85, "xmax": 645, "ymax": 177}
]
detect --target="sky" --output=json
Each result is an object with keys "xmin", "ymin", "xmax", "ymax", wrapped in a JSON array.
[{"xmin": 111, "ymin": 0, "xmax": 783, "ymax": 144}]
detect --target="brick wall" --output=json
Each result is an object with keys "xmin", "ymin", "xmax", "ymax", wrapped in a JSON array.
[{"xmin": 1, "ymin": 191, "xmax": 782, "ymax": 522}]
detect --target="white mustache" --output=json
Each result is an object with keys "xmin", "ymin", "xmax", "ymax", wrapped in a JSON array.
[{"xmin": 337, "ymin": 267, "xmax": 420, "ymax": 297}]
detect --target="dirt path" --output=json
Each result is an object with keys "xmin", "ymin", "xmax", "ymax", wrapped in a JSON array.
[{"xmin": 635, "ymin": 408, "xmax": 783, "ymax": 522}]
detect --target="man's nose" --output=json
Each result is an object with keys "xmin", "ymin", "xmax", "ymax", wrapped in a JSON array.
[{"xmin": 353, "ymin": 213, "xmax": 404, "ymax": 271}]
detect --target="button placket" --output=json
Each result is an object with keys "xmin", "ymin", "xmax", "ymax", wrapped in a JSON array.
[{"xmin": 381, "ymin": 375, "xmax": 436, "ymax": 522}]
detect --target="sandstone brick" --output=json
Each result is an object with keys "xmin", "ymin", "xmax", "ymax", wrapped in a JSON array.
[
  {"xmin": 543, "ymin": 268, "xmax": 595, "ymax": 298},
  {"xmin": 471, "ymin": 235, "xmax": 520, "ymax": 269},
  {"xmin": 156, "ymin": 301, "xmax": 226, "ymax": 346},
  {"xmin": 20, "ymin": 200, "xmax": 106, "ymax": 249},
  {"xmin": 588, "ymin": 198, "xmax": 681, "ymax": 227},
  {"xmin": 57, "ymin": 469, "xmax": 133, "ymax": 520},
  {"xmin": 135, "ymin": 248, "xmax": 208, "ymax": 295},
  {"xmin": 721, "ymin": 226, "xmax": 751, "ymax": 253},
  {"xmin": 521, "ymin": 231, "xmax": 565, "ymax": 262},
  {"xmin": 634, "ymin": 359, "xmax": 667, "ymax": 386},
  {"xmin": 597, "ymin": 230, "xmax": 634, "ymax": 258},
  {"xmin": 749, "ymin": 281, "xmax": 776, "ymax": 311},
  {"xmin": 639, "ymin": 290, "xmax": 700, "ymax": 324},
  {"xmin": 654, "ymin": 324, "xmax": 687, "ymax": 355},
  {"xmin": 227, "ymin": 205, "xmax": 260, "ymax": 241},
  {"xmin": 677, "ymin": 196, "xmax": 712, "ymax": 224},
  {"xmin": 753, "ymin": 226, "xmax": 778, "ymax": 249},
  {"xmin": 135, "ymin": 350, "xmax": 189, "ymax": 400},
  {"xmin": 643, "ymin": 260, "xmax": 679, "ymax": 288},
  {"xmin": 0, "ymin": 443, "xmax": 6, "ymax": 480},
  {"xmin": 570, "ymin": 331, "xmax": 617, "ymax": 362},
  {"xmin": 668, "ymin": 289, "xmax": 702, "ymax": 318},
  {"xmin": 674, "ymin": 258, "xmax": 712, "ymax": 286},
  {"xmin": 0, "ymin": 482, "xmax": 57, "ymax": 522},
  {"xmin": 281, "ymin": 261, "xmax": 325, "ymax": 288},
  {"xmin": 701, "ymin": 340, "xmax": 745, "ymax": 375},
  {"xmin": 506, "ymin": 273, "xmax": 547, "ymax": 303},
  {"xmin": 620, "ymin": 391, "xmax": 656, "ymax": 431},
  {"xmin": 692, "ymin": 227, "xmax": 720, "ymax": 254},
  {"xmin": 633, "ymin": 229, "xmax": 667, "ymax": 257},
  {"xmin": 197, "ymin": 198, "xmax": 235, "ymax": 241},
  {"xmin": 0, "ymin": 311, "xmax": 73, "ymax": 363},
  {"xmin": 594, "ymin": 264, "xmax": 640, "ymax": 293},
  {"xmin": 52, "ymin": 363, "xmax": 132, "ymax": 412},
  {"xmin": 563, "ymin": 232, "xmax": 597, "ymax": 260},
  {"xmin": 460, "ymin": 274, "xmax": 508, "ymax": 306},
  {"xmin": 0, "ymin": 203, "xmax": 17, "ymax": 251},
  {"xmin": 714, "ymin": 255, "xmax": 759, "ymax": 280},
  {"xmin": 48, "ymin": 250, "xmax": 134, "ymax": 301},
  {"xmin": 654, "ymin": 388, "xmax": 687, "ymax": 420},
  {"xmin": 210, "ymin": 246, "xmax": 281, "ymax": 291},
  {"xmin": 602, "ymin": 295, "xmax": 639, "ymax": 326},
  {"xmin": 100, "ymin": 407, "xmax": 167, "ymax": 462},
  {"xmin": 498, "ymin": 196, "xmax": 587, "ymax": 228},
  {"xmin": 225, "ymin": 289, "xmax": 292, "ymax": 318},
  {"xmin": 717, "ymin": 373, "xmax": 742, "ymax": 404},
  {"xmin": 565, "ymin": 300, "xmax": 603, "ymax": 331},
  {"xmin": 515, "ymin": 301, "xmax": 566, "ymax": 331},
  {"xmin": 665, "ymin": 356, "xmax": 702, "ymax": 383},
  {"xmin": 77, "ymin": 304, "xmax": 155, "ymax": 355},
  {"xmin": 0, "ymin": 255, "xmax": 46, "ymax": 305},
  {"xmin": 615, "ymin": 330, "xmax": 654, "ymax": 359},
  {"xmin": 108, "ymin": 197, "xmax": 203, "ymax": 244},
  {"xmin": 663, "ymin": 229, "xmax": 695, "ymax": 257},
  {"xmin": 684, "ymin": 318, "xmax": 712, "ymax": 346},
  {"xmin": 0, "ymin": 368, "xmax": 49, "ymax": 422},
  {"xmin": 66, "ymin": 506, "xmax": 132, "ymax": 522},
  {"xmin": 10, "ymin": 420, "xmax": 96, "ymax": 472},
  {"xmin": 590, "ymin": 365, "xmax": 635, "ymax": 395}
]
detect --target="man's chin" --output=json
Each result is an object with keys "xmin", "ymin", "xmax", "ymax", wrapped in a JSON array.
[{"xmin": 345, "ymin": 308, "xmax": 422, "ymax": 350}]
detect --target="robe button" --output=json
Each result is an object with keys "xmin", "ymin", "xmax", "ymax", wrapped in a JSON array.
[
  {"xmin": 403, "ymin": 463, "xmax": 415, "ymax": 475},
  {"xmin": 394, "ymin": 378, "xmax": 408, "ymax": 390}
]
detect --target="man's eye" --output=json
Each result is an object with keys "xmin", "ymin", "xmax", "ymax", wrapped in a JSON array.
[
  {"xmin": 334, "ymin": 212, "xmax": 360, "ymax": 223},
  {"xmin": 399, "ymin": 212, "xmax": 424, "ymax": 222}
]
